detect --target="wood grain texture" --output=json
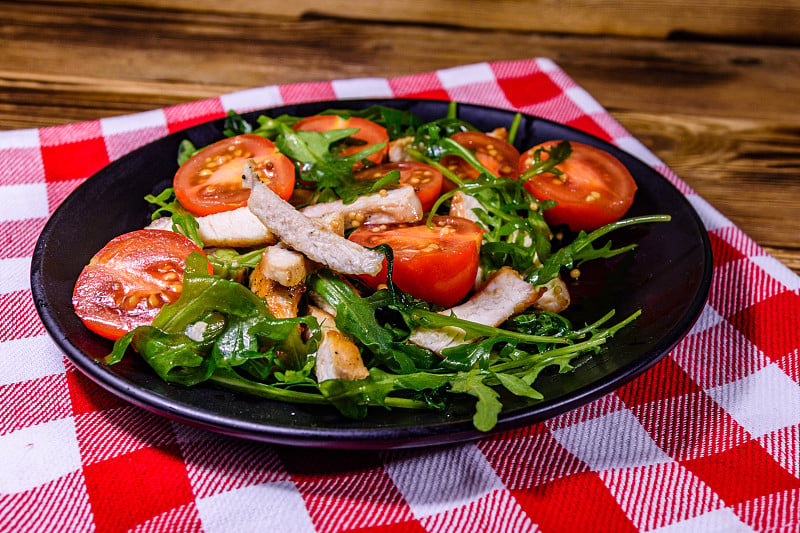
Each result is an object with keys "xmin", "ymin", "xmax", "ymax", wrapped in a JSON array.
[
  {"xmin": 40, "ymin": 0, "xmax": 800, "ymax": 43},
  {"xmin": 2, "ymin": 1, "xmax": 799, "ymax": 273}
]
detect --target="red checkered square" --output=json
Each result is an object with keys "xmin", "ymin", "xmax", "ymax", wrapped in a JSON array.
[
  {"xmin": 496, "ymin": 71, "xmax": 563, "ymax": 109},
  {"xmin": 0, "ymin": 373, "xmax": 71, "ymax": 436},
  {"xmin": 708, "ymin": 231, "xmax": 746, "ymax": 268},
  {"xmin": 547, "ymin": 391, "xmax": 626, "ymax": 430},
  {"xmin": 631, "ymin": 391, "xmax": 751, "ymax": 461},
  {"xmin": 512, "ymin": 471, "xmax": 637, "ymax": 533},
  {"xmin": 82, "ymin": 444, "xmax": 195, "ymax": 532},
  {"xmin": 478, "ymin": 423, "xmax": 588, "ymax": 490},
  {"xmin": 389, "ymin": 72, "xmax": 449, "ymax": 100},
  {"xmin": 728, "ymin": 290, "xmax": 800, "ymax": 363},
  {"xmin": 40, "ymin": 135, "xmax": 110, "ymax": 182},
  {"xmin": 600, "ymin": 462, "xmax": 724, "ymax": 531},
  {"xmin": 65, "ymin": 366, "xmax": 130, "ymax": 416},
  {"xmin": 342, "ymin": 519, "xmax": 427, "ymax": 532},
  {"xmin": 280, "ymin": 81, "xmax": 338, "ymax": 104},
  {"xmin": 681, "ymin": 440, "xmax": 800, "ymax": 506},
  {"xmin": 104, "ymin": 126, "xmax": 170, "ymax": 161},
  {"xmin": 163, "ymin": 99, "xmax": 226, "ymax": 134},
  {"xmin": 616, "ymin": 356, "xmax": 703, "ymax": 408},
  {"xmin": 566, "ymin": 114, "xmax": 612, "ymax": 141},
  {"xmin": 281, "ymin": 450, "xmax": 414, "ymax": 532}
]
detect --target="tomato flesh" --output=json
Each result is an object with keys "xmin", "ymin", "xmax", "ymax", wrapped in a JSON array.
[
  {"xmin": 72, "ymin": 229, "xmax": 211, "ymax": 340},
  {"xmin": 354, "ymin": 162, "xmax": 444, "ymax": 212},
  {"xmin": 174, "ymin": 134, "xmax": 295, "ymax": 216},
  {"xmin": 349, "ymin": 216, "xmax": 484, "ymax": 308},
  {"xmin": 519, "ymin": 140, "xmax": 637, "ymax": 232},
  {"xmin": 292, "ymin": 115, "xmax": 389, "ymax": 166},
  {"xmin": 440, "ymin": 131, "xmax": 520, "ymax": 191}
]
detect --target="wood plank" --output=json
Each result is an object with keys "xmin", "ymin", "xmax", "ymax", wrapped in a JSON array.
[
  {"xmin": 39, "ymin": 0, "xmax": 800, "ymax": 44},
  {"xmin": 1, "ymin": 4, "xmax": 799, "ymax": 125},
  {"xmin": 1, "ymin": 1, "xmax": 798, "ymax": 273}
]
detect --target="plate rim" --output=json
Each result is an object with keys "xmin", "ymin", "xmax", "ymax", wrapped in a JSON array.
[{"xmin": 30, "ymin": 98, "xmax": 713, "ymax": 449}]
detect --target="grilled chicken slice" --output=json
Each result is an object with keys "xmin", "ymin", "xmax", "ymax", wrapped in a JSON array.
[
  {"xmin": 308, "ymin": 305, "xmax": 369, "ymax": 382},
  {"xmin": 449, "ymin": 190, "xmax": 483, "ymax": 223},
  {"xmin": 533, "ymin": 276, "xmax": 571, "ymax": 313},
  {"xmin": 258, "ymin": 243, "xmax": 308, "ymax": 287},
  {"xmin": 244, "ymin": 160, "xmax": 384, "ymax": 277},
  {"xmin": 299, "ymin": 186, "xmax": 423, "ymax": 229},
  {"xmin": 146, "ymin": 206, "xmax": 274, "ymax": 247},
  {"xmin": 248, "ymin": 265, "xmax": 304, "ymax": 319},
  {"xmin": 408, "ymin": 267, "xmax": 539, "ymax": 354}
]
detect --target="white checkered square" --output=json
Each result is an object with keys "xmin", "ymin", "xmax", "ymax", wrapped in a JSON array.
[
  {"xmin": 550, "ymin": 409, "xmax": 672, "ymax": 471},
  {"xmin": 649, "ymin": 507, "xmax": 754, "ymax": 532},
  {"xmin": 615, "ymin": 135, "xmax": 665, "ymax": 168},
  {"xmin": 100, "ymin": 109, "xmax": 167, "ymax": 136},
  {"xmin": 0, "ymin": 418, "xmax": 81, "ymax": 494},
  {"xmin": 0, "ymin": 335, "xmax": 65, "ymax": 386},
  {"xmin": 686, "ymin": 195, "xmax": 732, "ymax": 233},
  {"xmin": 331, "ymin": 77, "xmax": 394, "ymax": 99},
  {"xmin": 384, "ymin": 443, "xmax": 503, "ymax": 519},
  {"xmin": 437, "ymin": 62, "xmax": 494, "ymax": 88},
  {"xmin": 707, "ymin": 363, "xmax": 800, "ymax": 439},
  {"xmin": 220, "ymin": 85, "xmax": 284, "ymax": 113},
  {"xmin": 750, "ymin": 255, "xmax": 800, "ymax": 291},
  {"xmin": 196, "ymin": 480, "xmax": 315, "ymax": 533},
  {"xmin": 0, "ymin": 128, "xmax": 40, "ymax": 148},
  {"xmin": 0, "ymin": 257, "xmax": 31, "ymax": 294},
  {"xmin": 0, "ymin": 183, "xmax": 49, "ymax": 222}
]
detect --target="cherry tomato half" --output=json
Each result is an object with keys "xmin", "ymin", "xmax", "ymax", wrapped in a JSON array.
[
  {"xmin": 72, "ymin": 229, "xmax": 212, "ymax": 340},
  {"xmin": 354, "ymin": 162, "xmax": 444, "ymax": 212},
  {"xmin": 174, "ymin": 134, "xmax": 295, "ymax": 216},
  {"xmin": 519, "ymin": 141, "xmax": 637, "ymax": 232},
  {"xmin": 292, "ymin": 115, "xmax": 389, "ymax": 166},
  {"xmin": 349, "ymin": 216, "xmax": 484, "ymax": 308},
  {"xmin": 440, "ymin": 131, "xmax": 520, "ymax": 191}
]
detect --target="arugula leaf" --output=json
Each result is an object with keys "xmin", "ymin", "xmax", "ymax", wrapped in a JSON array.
[
  {"xmin": 450, "ymin": 370, "xmax": 502, "ymax": 432},
  {"xmin": 144, "ymin": 188, "xmax": 203, "ymax": 247},
  {"xmin": 222, "ymin": 110, "xmax": 253, "ymax": 137}
]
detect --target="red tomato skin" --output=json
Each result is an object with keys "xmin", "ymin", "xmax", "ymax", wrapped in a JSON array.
[
  {"xmin": 441, "ymin": 131, "xmax": 520, "ymax": 191},
  {"xmin": 348, "ymin": 217, "xmax": 483, "ymax": 308},
  {"xmin": 292, "ymin": 115, "xmax": 389, "ymax": 165},
  {"xmin": 354, "ymin": 162, "xmax": 444, "ymax": 212},
  {"xmin": 174, "ymin": 134, "xmax": 294, "ymax": 216},
  {"xmin": 72, "ymin": 229, "xmax": 210, "ymax": 340},
  {"xmin": 520, "ymin": 141, "xmax": 637, "ymax": 232}
]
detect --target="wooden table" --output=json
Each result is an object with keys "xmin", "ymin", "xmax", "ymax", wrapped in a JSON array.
[{"xmin": 3, "ymin": 1, "xmax": 799, "ymax": 274}]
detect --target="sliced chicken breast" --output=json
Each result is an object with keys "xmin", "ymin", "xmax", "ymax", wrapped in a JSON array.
[
  {"xmin": 308, "ymin": 305, "xmax": 369, "ymax": 381},
  {"xmin": 299, "ymin": 186, "xmax": 423, "ymax": 229},
  {"xmin": 408, "ymin": 267, "xmax": 539, "ymax": 354}
]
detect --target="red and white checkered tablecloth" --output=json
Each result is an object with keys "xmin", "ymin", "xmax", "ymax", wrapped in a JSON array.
[{"xmin": 2, "ymin": 58, "xmax": 799, "ymax": 532}]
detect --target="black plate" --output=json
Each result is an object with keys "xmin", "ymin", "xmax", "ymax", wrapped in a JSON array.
[{"xmin": 30, "ymin": 99, "xmax": 712, "ymax": 449}]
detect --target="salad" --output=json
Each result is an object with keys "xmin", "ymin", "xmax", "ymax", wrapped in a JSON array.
[{"xmin": 71, "ymin": 103, "xmax": 668, "ymax": 432}]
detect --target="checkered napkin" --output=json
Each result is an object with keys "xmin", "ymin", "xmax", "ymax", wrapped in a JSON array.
[{"xmin": 2, "ymin": 58, "xmax": 799, "ymax": 532}]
